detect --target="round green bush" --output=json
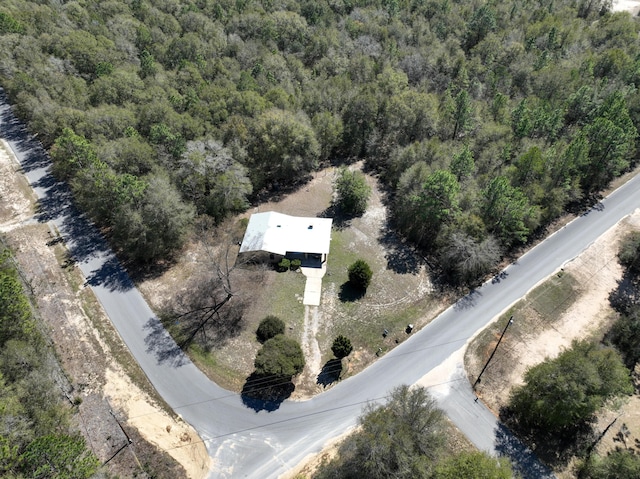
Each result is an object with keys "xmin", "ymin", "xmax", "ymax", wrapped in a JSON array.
[
  {"xmin": 331, "ymin": 335, "xmax": 353, "ymax": 359},
  {"xmin": 348, "ymin": 259, "xmax": 373, "ymax": 290},
  {"xmin": 277, "ymin": 258, "xmax": 291, "ymax": 272},
  {"xmin": 254, "ymin": 335, "xmax": 305, "ymax": 378},
  {"xmin": 256, "ymin": 315, "xmax": 285, "ymax": 343}
]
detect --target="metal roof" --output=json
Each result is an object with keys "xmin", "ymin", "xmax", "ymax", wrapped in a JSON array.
[{"xmin": 239, "ymin": 212, "xmax": 332, "ymax": 256}]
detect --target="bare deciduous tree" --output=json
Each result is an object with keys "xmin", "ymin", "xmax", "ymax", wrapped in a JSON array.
[{"xmin": 162, "ymin": 222, "xmax": 259, "ymax": 350}]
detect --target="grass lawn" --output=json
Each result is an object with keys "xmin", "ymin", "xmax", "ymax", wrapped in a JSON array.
[
  {"xmin": 147, "ymin": 166, "xmax": 440, "ymax": 392},
  {"xmin": 262, "ymin": 268, "xmax": 306, "ymax": 331}
]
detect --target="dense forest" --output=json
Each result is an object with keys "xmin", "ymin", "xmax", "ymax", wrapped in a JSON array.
[{"xmin": 1, "ymin": 0, "xmax": 639, "ymax": 279}]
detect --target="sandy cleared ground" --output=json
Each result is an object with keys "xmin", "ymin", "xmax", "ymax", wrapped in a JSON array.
[
  {"xmin": 469, "ymin": 212, "xmax": 635, "ymax": 413},
  {"xmin": 613, "ymin": 0, "xmax": 640, "ymax": 14}
]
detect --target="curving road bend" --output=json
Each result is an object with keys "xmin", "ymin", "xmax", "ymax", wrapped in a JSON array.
[{"xmin": 2, "ymin": 90, "xmax": 639, "ymax": 478}]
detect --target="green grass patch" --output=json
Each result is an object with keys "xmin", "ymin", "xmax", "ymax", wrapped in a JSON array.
[
  {"xmin": 322, "ymin": 297, "xmax": 434, "ymax": 366},
  {"xmin": 527, "ymin": 271, "xmax": 579, "ymax": 319},
  {"xmin": 263, "ymin": 269, "xmax": 305, "ymax": 331},
  {"xmin": 188, "ymin": 344, "xmax": 246, "ymax": 391},
  {"xmin": 326, "ymin": 229, "xmax": 353, "ymax": 285}
]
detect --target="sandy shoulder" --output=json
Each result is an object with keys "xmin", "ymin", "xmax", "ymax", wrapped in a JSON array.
[{"xmin": 0, "ymin": 140, "xmax": 211, "ymax": 478}]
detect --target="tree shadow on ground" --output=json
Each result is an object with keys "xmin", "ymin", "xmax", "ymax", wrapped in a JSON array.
[
  {"xmin": 494, "ymin": 424, "xmax": 556, "ymax": 479},
  {"xmin": 339, "ymin": 281, "xmax": 365, "ymax": 302},
  {"xmin": 318, "ymin": 203, "xmax": 353, "ymax": 230},
  {"xmin": 378, "ymin": 227, "xmax": 424, "ymax": 275},
  {"xmin": 608, "ymin": 271, "xmax": 640, "ymax": 314},
  {"xmin": 317, "ymin": 359, "xmax": 342, "ymax": 387},
  {"xmin": 499, "ymin": 406, "xmax": 596, "ymax": 470},
  {"xmin": 143, "ymin": 317, "xmax": 190, "ymax": 367},
  {"xmin": 160, "ymin": 274, "xmax": 247, "ymax": 351},
  {"xmin": 241, "ymin": 373, "xmax": 295, "ymax": 412},
  {"xmin": 126, "ymin": 254, "xmax": 180, "ymax": 283}
]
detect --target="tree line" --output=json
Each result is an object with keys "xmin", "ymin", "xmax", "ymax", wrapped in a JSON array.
[
  {"xmin": 0, "ymin": 245, "xmax": 99, "ymax": 478},
  {"xmin": 0, "ymin": 0, "xmax": 638, "ymax": 274}
]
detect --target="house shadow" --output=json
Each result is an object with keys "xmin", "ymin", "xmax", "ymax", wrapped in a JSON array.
[
  {"xmin": 339, "ymin": 282, "xmax": 366, "ymax": 302},
  {"xmin": 316, "ymin": 358, "xmax": 342, "ymax": 387},
  {"xmin": 241, "ymin": 373, "xmax": 295, "ymax": 412}
]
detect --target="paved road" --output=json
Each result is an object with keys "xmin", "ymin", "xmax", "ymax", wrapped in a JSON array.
[{"xmin": 2, "ymin": 90, "xmax": 639, "ymax": 478}]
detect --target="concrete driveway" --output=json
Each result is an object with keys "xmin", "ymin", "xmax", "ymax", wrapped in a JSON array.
[{"xmin": 301, "ymin": 264, "xmax": 326, "ymax": 305}]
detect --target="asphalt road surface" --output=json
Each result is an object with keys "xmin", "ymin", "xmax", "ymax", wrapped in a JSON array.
[{"xmin": 2, "ymin": 90, "xmax": 639, "ymax": 478}]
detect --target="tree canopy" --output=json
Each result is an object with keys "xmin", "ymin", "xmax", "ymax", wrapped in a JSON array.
[
  {"xmin": 347, "ymin": 259, "xmax": 373, "ymax": 290},
  {"xmin": 315, "ymin": 385, "xmax": 446, "ymax": 479},
  {"xmin": 256, "ymin": 315, "xmax": 285, "ymax": 344},
  {"xmin": 0, "ymin": 248, "xmax": 98, "ymax": 478},
  {"xmin": 508, "ymin": 340, "xmax": 633, "ymax": 435},
  {"xmin": 331, "ymin": 335, "xmax": 353, "ymax": 359},
  {"xmin": 434, "ymin": 451, "xmax": 514, "ymax": 479},
  {"xmin": 606, "ymin": 231, "xmax": 640, "ymax": 368},
  {"xmin": 578, "ymin": 449, "xmax": 640, "ymax": 479},
  {"xmin": 254, "ymin": 335, "xmax": 305, "ymax": 379},
  {"xmin": 334, "ymin": 167, "xmax": 371, "ymax": 217},
  {"xmin": 1, "ymin": 0, "xmax": 639, "ymax": 270}
]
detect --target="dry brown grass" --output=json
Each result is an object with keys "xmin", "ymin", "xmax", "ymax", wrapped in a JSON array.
[{"xmin": 138, "ymin": 164, "xmax": 441, "ymax": 397}]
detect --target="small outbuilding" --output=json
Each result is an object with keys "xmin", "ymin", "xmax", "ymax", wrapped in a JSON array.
[{"xmin": 238, "ymin": 211, "xmax": 332, "ymax": 267}]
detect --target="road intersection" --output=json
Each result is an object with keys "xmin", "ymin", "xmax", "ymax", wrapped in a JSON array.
[{"xmin": 2, "ymin": 90, "xmax": 639, "ymax": 478}]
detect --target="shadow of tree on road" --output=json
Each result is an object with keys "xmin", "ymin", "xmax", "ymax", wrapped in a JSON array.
[
  {"xmin": 85, "ymin": 256, "xmax": 134, "ymax": 292},
  {"xmin": 317, "ymin": 358, "xmax": 342, "ymax": 387},
  {"xmin": 32, "ymin": 174, "xmax": 72, "ymax": 223},
  {"xmin": 143, "ymin": 317, "xmax": 190, "ymax": 367},
  {"xmin": 0, "ymin": 90, "xmax": 51, "ymax": 173},
  {"xmin": 494, "ymin": 424, "xmax": 557, "ymax": 479},
  {"xmin": 499, "ymin": 406, "xmax": 596, "ymax": 472},
  {"xmin": 241, "ymin": 373, "xmax": 295, "ymax": 412},
  {"xmin": 30, "ymin": 171, "xmax": 109, "ymax": 264},
  {"xmin": 453, "ymin": 289, "xmax": 482, "ymax": 311}
]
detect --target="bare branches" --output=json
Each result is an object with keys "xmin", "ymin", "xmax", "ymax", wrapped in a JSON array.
[{"xmin": 161, "ymin": 222, "xmax": 250, "ymax": 350}]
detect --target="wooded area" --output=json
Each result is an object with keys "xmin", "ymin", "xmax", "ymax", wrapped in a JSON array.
[
  {"xmin": 315, "ymin": 385, "xmax": 514, "ymax": 478},
  {"xmin": 0, "ymin": 246, "xmax": 99, "ymax": 478},
  {"xmin": 0, "ymin": 0, "xmax": 638, "ymax": 277}
]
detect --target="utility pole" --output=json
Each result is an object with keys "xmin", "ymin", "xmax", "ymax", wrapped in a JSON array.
[
  {"xmin": 473, "ymin": 316, "xmax": 513, "ymax": 390},
  {"xmin": 103, "ymin": 406, "xmax": 142, "ymax": 471}
]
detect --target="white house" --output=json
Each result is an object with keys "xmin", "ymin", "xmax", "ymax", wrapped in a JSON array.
[{"xmin": 238, "ymin": 212, "xmax": 332, "ymax": 266}]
